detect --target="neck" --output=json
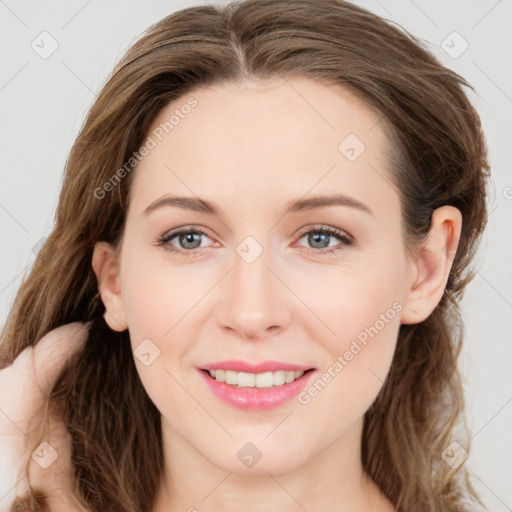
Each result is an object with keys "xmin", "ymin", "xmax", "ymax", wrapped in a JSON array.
[{"xmin": 153, "ymin": 416, "xmax": 395, "ymax": 512}]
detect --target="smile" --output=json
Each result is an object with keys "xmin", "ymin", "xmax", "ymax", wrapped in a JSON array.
[
  {"xmin": 198, "ymin": 363, "xmax": 316, "ymax": 410},
  {"xmin": 206, "ymin": 369, "xmax": 306, "ymax": 388}
]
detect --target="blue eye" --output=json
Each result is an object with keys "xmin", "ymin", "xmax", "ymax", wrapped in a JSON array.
[
  {"xmin": 154, "ymin": 225, "xmax": 353, "ymax": 257},
  {"xmin": 293, "ymin": 225, "xmax": 354, "ymax": 256},
  {"xmin": 155, "ymin": 226, "xmax": 214, "ymax": 257}
]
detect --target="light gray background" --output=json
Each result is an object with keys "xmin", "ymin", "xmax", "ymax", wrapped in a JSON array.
[{"xmin": 1, "ymin": 0, "xmax": 511, "ymax": 509}]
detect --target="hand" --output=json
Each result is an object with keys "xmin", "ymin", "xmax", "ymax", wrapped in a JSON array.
[{"xmin": 0, "ymin": 322, "xmax": 90, "ymax": 512}]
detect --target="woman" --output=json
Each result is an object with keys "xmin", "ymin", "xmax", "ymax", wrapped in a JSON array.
[{"xmin": 0, "ymin": 0, "xmax": 490, "ymax": 510}]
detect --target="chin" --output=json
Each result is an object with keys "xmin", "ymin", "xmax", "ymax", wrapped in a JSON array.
[{"xmin": 204, "ymin": 438, "xmax": 309, "ymax": 476}]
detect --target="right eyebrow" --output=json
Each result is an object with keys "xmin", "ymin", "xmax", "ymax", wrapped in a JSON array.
[{"xmin": 143, "ymin": 195, "xmax": 219, "ymax": 216}]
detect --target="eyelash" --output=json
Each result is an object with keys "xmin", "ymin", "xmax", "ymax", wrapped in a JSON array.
[{"xmin": 154, "ymin": 225, "xmax": 354, "ymax": 258}]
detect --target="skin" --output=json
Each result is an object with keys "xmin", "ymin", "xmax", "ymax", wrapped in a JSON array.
[
  {"xmin": 0, "ymin": 323, "xmax": 89, "ymax": 511},
  {"xmin": 92, "ymin": 77, "xmax": 462, "ymax": 512}
]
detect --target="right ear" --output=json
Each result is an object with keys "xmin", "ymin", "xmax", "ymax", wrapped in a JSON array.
[{"xmin": 91, "ymin": 241, "xmax": 128, "ymax": 332}]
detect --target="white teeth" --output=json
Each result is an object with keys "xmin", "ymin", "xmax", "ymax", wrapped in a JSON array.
[
  {"xmin": 255, "ymin": 371, "xmax": 273, "ymax": 388},
  {"xmin": 273, "ymin": 370, "xmax": 285, "ymax": 386},
  {"xmin": 225, "ymin": 370, "xmax": 237, "ymax": 385},
  {"xmin": 237, "ymin": 371, "xmax": 256, "ymax": 387},
  {"xmin": 285, "ymin": 371, "xmax": 295, "ymax": 383},
  {"xmin": 207, "ymin": 369, "xmax": 306, "ymax": 388}
]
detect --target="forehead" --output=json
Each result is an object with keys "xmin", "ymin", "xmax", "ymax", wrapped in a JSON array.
[{"xmin": 130, "ymin": 77, "xmax": 397, "ymax": 218}]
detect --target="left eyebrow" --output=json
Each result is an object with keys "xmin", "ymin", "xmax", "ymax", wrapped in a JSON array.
[
  {"xmin": 285, "ymin": 193, "xmax": 374, "ymax": 216},
  {"xmin": 142, "ymin": 193, "xmax": 373, "ymax": 217}
]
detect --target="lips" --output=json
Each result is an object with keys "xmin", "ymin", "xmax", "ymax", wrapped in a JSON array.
[
  {"xmin": 200, "ymin": 360, "xmax": 313, "ymax": 373},
  {"xmin": 198, "ymin": 360, "xmax": 316, "ymax": 410}
]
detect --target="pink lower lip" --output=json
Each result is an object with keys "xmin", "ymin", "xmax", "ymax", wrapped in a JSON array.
[{"xmin": 198, "ymin": 369, "xmax": 315, "ymax": 410}]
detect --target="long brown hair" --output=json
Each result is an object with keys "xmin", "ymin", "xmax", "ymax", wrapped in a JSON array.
[{"xmin": 0, "ymin": 0, "xmax": 490, "ymax": 510}]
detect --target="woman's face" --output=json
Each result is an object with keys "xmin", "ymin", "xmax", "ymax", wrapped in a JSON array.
[{"xmin": 101, "ymin": 77, "xmax": 418, "ymax": 474}]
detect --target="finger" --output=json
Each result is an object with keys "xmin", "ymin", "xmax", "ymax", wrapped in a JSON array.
[
  {"xmin": 0, "ymin": 322, "xmax": 90, "ymax": 511},
  {"xmin": 29, "ymin": 322, "xmax": 90, "ymax": 394},
  {"xmin": 26, "ymin": 394, "xmax": 87, "ymax": 511},
  {"xmin": 0, "ymin": 453, "xmax": 30, "ymax": 512},
  {"xmin": 0, "ymin": 322, "xmax": 89, "ymax": 432}
]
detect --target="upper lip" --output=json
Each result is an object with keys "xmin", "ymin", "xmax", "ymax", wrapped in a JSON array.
[{"xmin": 200, "ymin": 360, "xmax": 314, "ymax": 373}]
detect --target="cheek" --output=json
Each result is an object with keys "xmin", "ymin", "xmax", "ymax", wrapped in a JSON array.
[
  {"xmin": 118, "ymin": 253, "xmax": 204, "ymax": 396},
  {"xmin": 296, "ymin": 260, "xmax": 403, "ymax": 347},
  {"xmin": 121, "ymin": 246, "xmax": 213, "ymax": 329},
  {"xmin": 296, "ymin": 267, "xmax": 402, "ymax": 412},
  {"xmin": 120, "ymin": 255, "xmax": 183, "ymax": 338},
  {"xmin": 298, "ymin": 312, "xmax": 400, "ymax": 435}
]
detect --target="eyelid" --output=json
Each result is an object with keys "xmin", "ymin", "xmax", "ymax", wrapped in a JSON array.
[
  {"xmin": 294, "ymin": 224, "xmax": 354, "ymax": 242},
  {"xmin": 162, "ymin": 224, "xmax": 214, "ymax": 239}
]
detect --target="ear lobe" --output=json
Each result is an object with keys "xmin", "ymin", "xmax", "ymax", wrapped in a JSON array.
[
  {"xmin": 400, "ymin": 206, "xmax": 462, "ymax": 325},
  {"xmin": 91, "ymin": 241, "xmax": 128, "ymax": 332}
]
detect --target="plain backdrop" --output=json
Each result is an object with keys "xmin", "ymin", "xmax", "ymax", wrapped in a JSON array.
[{"xmin": 1, "ymin": 0, "xmax": 511, "ymax": 509}]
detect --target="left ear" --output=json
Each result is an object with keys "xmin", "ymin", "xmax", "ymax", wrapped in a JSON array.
[{"xmin": 401, "ymin": 205, "xmax": 462, "ymax": 325}]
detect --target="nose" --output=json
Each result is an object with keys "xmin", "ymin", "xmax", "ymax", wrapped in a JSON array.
[{"xmin": 216, "ymin": 246, "xmax": 292, "ymax": 341}]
